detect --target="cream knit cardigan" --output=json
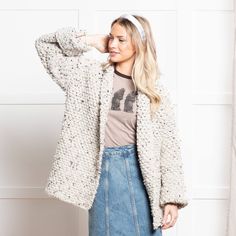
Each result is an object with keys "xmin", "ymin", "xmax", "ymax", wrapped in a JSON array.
[{"xmin": 35, "ymin": 26, "xmax": 189, "ymax": 230}]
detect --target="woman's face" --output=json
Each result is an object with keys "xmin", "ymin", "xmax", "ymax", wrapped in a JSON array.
[{"xmin": 108, "ymin": 23, "xmax": 136, "ymax": 63}]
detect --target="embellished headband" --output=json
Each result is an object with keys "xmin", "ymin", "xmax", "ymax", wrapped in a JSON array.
[{"xmin": 119, "ymin": 14, "xmax": 146, "ymax": 41}]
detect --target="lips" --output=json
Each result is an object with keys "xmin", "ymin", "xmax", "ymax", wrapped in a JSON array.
[{"xmin": 110, "ymin": 51, "xmax": 119, "ymax": 56}]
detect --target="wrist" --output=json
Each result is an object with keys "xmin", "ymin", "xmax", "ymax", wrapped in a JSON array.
[{"xmin": 85, "ymin": 35, "xmax": 96, "ymax": 47}]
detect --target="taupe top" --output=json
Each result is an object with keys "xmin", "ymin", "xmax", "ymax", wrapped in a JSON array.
[{"xmin": 104, "ymin": 67, "xmax": 137, "ymax": 147}]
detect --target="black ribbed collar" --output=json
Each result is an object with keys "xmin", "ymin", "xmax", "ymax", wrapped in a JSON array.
[{"xmin": 114, "ymin": 67, "xmax": 132, "ymax": 80}]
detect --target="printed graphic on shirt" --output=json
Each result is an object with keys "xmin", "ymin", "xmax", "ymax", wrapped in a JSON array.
[{"xmin": 111, "ymin": 88, "xmax": 136, "ymax": 113}]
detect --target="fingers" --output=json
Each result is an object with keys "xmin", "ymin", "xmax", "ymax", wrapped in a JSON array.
[
  {"xmin": 162, "ymin": 215, "xmax": 177, "ymax": 229},
  {"xmin": 161, "ymin": 205, "xmax": 178, "ymax": 230},
  {"xmin": 161, "ymin": 208, "xmax": 168, "ymax": 226}
]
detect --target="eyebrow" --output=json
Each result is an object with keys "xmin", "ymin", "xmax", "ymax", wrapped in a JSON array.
[{"xmin": 109, "ymin": 33, "xmax": 126, "ymax": 38}]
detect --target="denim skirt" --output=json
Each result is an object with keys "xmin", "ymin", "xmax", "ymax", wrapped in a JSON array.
[{"xmin": 88, "ymin": 143, "xmax": 162, "ymax": 236}]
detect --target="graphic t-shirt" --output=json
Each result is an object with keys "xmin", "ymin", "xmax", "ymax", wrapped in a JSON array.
[{"xmin": 104, "ymin": 67, "xmax": 137, "ymax": 147}]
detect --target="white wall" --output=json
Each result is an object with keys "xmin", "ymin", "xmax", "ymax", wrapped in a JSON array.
[{"xmin": 0, "ymin": 0, "xmax": 233, "ymax": 235}]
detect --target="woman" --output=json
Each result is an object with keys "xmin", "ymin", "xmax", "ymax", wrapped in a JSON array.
[{"xmin": 35, "ymin": 13, "xmax": 188, "ymax": 236}]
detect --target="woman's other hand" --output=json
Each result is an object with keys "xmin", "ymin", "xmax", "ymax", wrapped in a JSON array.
[{"xmin": 161, "ymin": 203, "xmax": 179, "ymax": 230}]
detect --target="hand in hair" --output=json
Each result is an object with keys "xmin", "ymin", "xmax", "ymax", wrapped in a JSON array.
[{"xmin": 86, "ymin": 34, "xmax": 110, "ymax": 53}]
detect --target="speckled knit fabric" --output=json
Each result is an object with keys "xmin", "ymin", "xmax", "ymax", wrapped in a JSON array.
[{"xmin": 35, "ymin": 26, "xmax": 189, "ymax": 230}]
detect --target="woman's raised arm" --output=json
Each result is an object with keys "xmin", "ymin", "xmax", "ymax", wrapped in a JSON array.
[{"xmin": 34, "ymin": 27, "xmax": 97, "ymax": 92}]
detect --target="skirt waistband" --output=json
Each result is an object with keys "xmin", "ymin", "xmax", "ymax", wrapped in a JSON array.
[{"xmin": 103, "ymin": 143, "xmax": 137, "ymax": 156}]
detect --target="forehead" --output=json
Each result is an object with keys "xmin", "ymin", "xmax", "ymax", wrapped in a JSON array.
[{"xmin": 110, "ymin": 23, "xmax": 128, "ymax": 37}]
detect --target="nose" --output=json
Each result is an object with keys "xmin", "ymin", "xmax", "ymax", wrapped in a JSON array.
[{"xmin": 109, "ymin": 38, "xmax": 118, "ymax": 49}]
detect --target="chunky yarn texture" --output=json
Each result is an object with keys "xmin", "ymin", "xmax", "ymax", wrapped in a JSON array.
[{"xmin": 35, "ymin": 26, "xmax": 189, "ymax": 230}]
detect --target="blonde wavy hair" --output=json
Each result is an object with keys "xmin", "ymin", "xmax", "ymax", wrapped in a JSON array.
[{"xmin": 102, "ymin": 14, "xmax": 162, "ymax": 120}]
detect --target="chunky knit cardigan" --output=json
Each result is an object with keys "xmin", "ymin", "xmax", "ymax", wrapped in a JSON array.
[{"xmin": 34, "ymin": 26, "xmax": 189, "ymax": 230}]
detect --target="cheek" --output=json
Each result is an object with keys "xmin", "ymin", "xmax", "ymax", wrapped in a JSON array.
[{"xmin": 121, "ymin": 45, "xmax": 134, "ymax": 55}]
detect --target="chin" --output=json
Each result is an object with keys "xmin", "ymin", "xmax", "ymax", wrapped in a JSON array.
[
  {"xmin": 110, "ymin": 58, "xmax": 120, "ymax": 63},
  {"xmin": 110, "ymin": 57, "xmax": 125, "ymax": 63}
]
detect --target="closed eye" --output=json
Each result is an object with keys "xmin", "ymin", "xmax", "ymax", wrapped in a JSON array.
[{"xmin": 108, "ymin": 34, "xmax": 126, "ymax": 42}]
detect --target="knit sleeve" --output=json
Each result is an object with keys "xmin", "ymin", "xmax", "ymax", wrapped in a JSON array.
[
  {"xmin": 34, "ymin": 27, "xmax": 93, "ymax": 92},
  {"xmin": 158, "ymin": 82, "xmax": 189, "ymax": 210}
]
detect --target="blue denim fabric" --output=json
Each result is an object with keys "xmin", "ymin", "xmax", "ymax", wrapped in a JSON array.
[{"xmin": 89, "ymin": 143, "xmax": 162, "ymax": 236}]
